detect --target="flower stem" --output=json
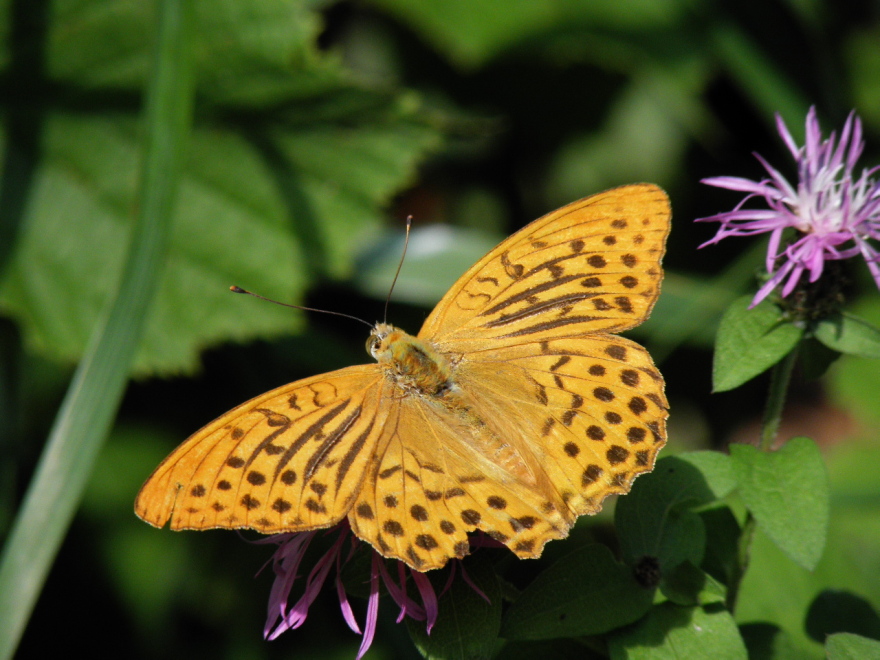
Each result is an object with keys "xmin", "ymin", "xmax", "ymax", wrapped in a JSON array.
[
  {"xmin": 726, "ymin": 345, "xmax": 798, "ymax": 613},
  {"xmin": 759, "ymin": 344, "xmax": 798, "ymax": 451}
]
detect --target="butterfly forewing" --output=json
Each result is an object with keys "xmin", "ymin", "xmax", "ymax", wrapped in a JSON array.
[
  {"xmin": 136, "ymin": 365, "xmax": 387, "ymax": 533},
  {"xmin": 419, "ymin": 184, "xmax": 670, "ymax": 351}
]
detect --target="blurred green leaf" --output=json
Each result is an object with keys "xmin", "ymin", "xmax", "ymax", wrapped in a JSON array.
[
  {"xmin": 828, "ymin": 298, "xmax": 880, "ymax": 425},
  {"xmin": 608, "ymin": 602, "xmax": 748, "ymax": 659},
  {"xmin": 730, "ymin": 437, "xmax": 829, "ymax": 571},
  {"xmin": 366, "ymin": 0, "xmax": 688, "ymax": 69},
  {"xmin": 355, "ymin": 224, "xmax": 501, "ymax": 306},
  {"xmin": 826, "ymin": 632, "xmax": 880, "ymax": 660},
  {"xmin": 814, "ymin": 312, "xmax": 880, "ymax": 359},
  {"xmin": 0, "ymin": 0, "xmax": 441, "ymax": 376},
  {"xmin": 501, "ymin": 543, "xmax": 654, "ymax": 640},
  {"xmin": 712, "ymin": 296, "xmax": 803, "ymax": 392},
  {"xmin": 407, "ymin": 554, "xmax": 502, "ymax": 660},
  {"xmin": 0, "ymin": 0, "xmax": 194, "ymax": 655}
]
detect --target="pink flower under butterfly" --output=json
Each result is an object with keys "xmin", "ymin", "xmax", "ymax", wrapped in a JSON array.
[
  {"xmin": 697, "ymin": 106, "xmax": 880, "ymax": 306},
  {"xmin": 258, "ymin": 520, "xmax": 489, "ymax": 659}
]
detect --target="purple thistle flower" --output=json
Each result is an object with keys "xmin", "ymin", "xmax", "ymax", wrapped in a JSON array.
[
  {"xmin": 257, "ymin": 520, "xmax": 489, "ymax": 659},
  {"xmin": 697, "ymin": 106, "xmax": 880, "ymax": 307}
]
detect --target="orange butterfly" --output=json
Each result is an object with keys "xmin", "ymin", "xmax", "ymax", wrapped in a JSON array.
[{"xmin": 136, "ymin": 184, "xmax": 671, "ymax": 571}]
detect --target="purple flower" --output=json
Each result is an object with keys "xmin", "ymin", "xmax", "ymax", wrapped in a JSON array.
[
  {"xmin": 258, "ymin": 521, "xmax": 489, "ymax": 659},
  {"xmin": 697, "ymin": 107, "xmax": 880, "ymax": 307}
]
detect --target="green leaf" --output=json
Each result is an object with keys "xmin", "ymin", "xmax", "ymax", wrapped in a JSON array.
[
  {"xmin": 826, "ymin": 633, "xmax": 880, "ymax": 660},
  {"xmin": 616, "ymin": 456, "xmax": 722, "ymax": 573},
  {"xmin": 367, "ymin": 0, "xmax": 687, "ymax": 69},
  {"xmin": 730, "ymin": 437, "xmax": 829, "ymax": 570},
  {"xmin": 814, "ymin": 312, "xmax": 880, "ymax": 359},
  {"xmin": 805, "ymin": 589, "xmax": 880, "ymax": 643},
  {"xmin": 407, "ymin": 554, "xmax": 502, "ymax": 660},
  {"xmin": 500, "ymin": 544, "xmax": 654, "ymax": 640},
  {"xmin": 798, "ymin": 336, "xmax": 841, "ymax": 380},
  {"xmin": 676, "ymin": 451, "xmax": 738, "ymax": 499},
  {"xmin": 0, "ymin": 1, "xmax": 194, "ymax": 655},
  {"xmin": 699, "ymin": 506, "xmax": 742, "ymax": 587},
  {"xmin": 738, "ymin": 623, "xmax": 802, "ymax": 660},
  {"xmin": 0, "ymin": 1, "xmax": 441, "ymax": 376},
  {"xmin": 660, "ymin": 561, "xmax": 727, "ymax": 606},
  {"xmin": 713, "ymin": 296, "xmax": 803, "ymax": 392},
  {"xmin": 608, "ymin": 602, "xmax": 748, "ymax": 659}
]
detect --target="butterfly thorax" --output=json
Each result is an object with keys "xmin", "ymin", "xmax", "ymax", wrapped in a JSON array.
[{"xmin": 369, "ymin": 323, "xmax": 454, "ymax": 397}]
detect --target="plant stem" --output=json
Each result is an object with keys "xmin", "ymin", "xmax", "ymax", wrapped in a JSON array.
[
  {"xmin": 726, "ymin": 346, "xmax": 798, "ymax": 613},
  {"xmin": 759, "ymin": 345, "xmax": 798, "ymax": 451},
  {"xmin": 0, "ymin": 2, "xmax": 193, "ymax": 657}
]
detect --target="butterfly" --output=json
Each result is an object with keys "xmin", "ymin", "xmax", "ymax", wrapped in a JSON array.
[{"xmin": 136, "ymin": 183, "xmax": 671, "ymax": 571}]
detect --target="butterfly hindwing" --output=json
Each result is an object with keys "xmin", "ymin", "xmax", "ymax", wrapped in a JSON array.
[
  {"xmin": 136, "ymin": 365, "xmax": 387, "ymax": 533},
  {"xmin": 455, "ymin": 334, "xmax": 668, "ymax": 519},
  {"xmin": 349, "ymin": 394, "xmax": 572, "ymax": 571}
]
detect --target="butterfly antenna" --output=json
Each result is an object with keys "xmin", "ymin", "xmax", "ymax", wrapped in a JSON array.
[
  {"xmin": 384, "ymin": 215, "xmax": 413, "ymax": 324},
  {"xmin": 229, "ymin": 286, "xmax": 373, "ymax": 329}
]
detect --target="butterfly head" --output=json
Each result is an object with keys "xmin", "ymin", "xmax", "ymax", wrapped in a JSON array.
[{"xmin": 367, "ymin": 322, "xmax": 399, "ymax": 362}]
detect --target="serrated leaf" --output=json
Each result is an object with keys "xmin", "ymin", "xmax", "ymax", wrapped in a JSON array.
[
  {"xmin": 608, "ymin": 602, "xmax": 748, "ymax": 659},
  {"xmin": 0, "ymin": 2, "xmax": 442, "ymax": 376},
  {"xmin": 729, "ymin": 437, "xmax": 829, "ymax": 570},
  {"xmin": 407, "ymin": 555, "xmax": 502, "ymax": 660},
  {"xmin": 616, "ymin": 456, "xmax": 720, "ymax": 572},
  {"xmin": 713, "ymin": 296, "xmax": 803, "ymax": 392},
  {"xmin": 826, "ymin": 633, "xmax": 880, "ymax": 660},
  {"xmin": 814, "ymin": 312, "xmax": 880, "ymax": 359},
  {"xmin": 501, "ymin": 543, "xmax": 654, "ymax": 640}
]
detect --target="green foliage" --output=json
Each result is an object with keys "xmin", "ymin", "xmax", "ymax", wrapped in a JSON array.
[
  {"xmin": 730, "ymin": 438, "xmax": 829, "ymax": 571},
  {"xmin": 501, "ymin": 544, "xmax": 653, "ymax": 640},
  {"xmin": 712, "ymin": 296, "xmax": 803, "ymax": 392},
  {"xmin": 4, "ymin": 0, "xmax": 880, "ymax": 659},
  {"xmin": 814, "ymin": 312, "xmax": 880, "ymax": 359},
  {"xmin": 0, "ymin": 0, "xmax": 441, "ymax": 376}
]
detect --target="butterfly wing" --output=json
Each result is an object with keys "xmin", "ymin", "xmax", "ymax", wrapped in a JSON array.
[
  {"xmin": 418, "ymin": 184, "xmax": 670, "ymax": 351},
  {"xmin": 453, "ymin": 333, "xmax": 668, "ymax": 520},
  {"xmin": 404, "ymin": 183, "xmax": 670, "ymax": 539},
  {"xmin": 135, "ymin": 365, "xmax": 389, "ymax": 533},
  {"xmin": 348, "ymin": 392, "xmax": 572, "ymax": 571}
]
